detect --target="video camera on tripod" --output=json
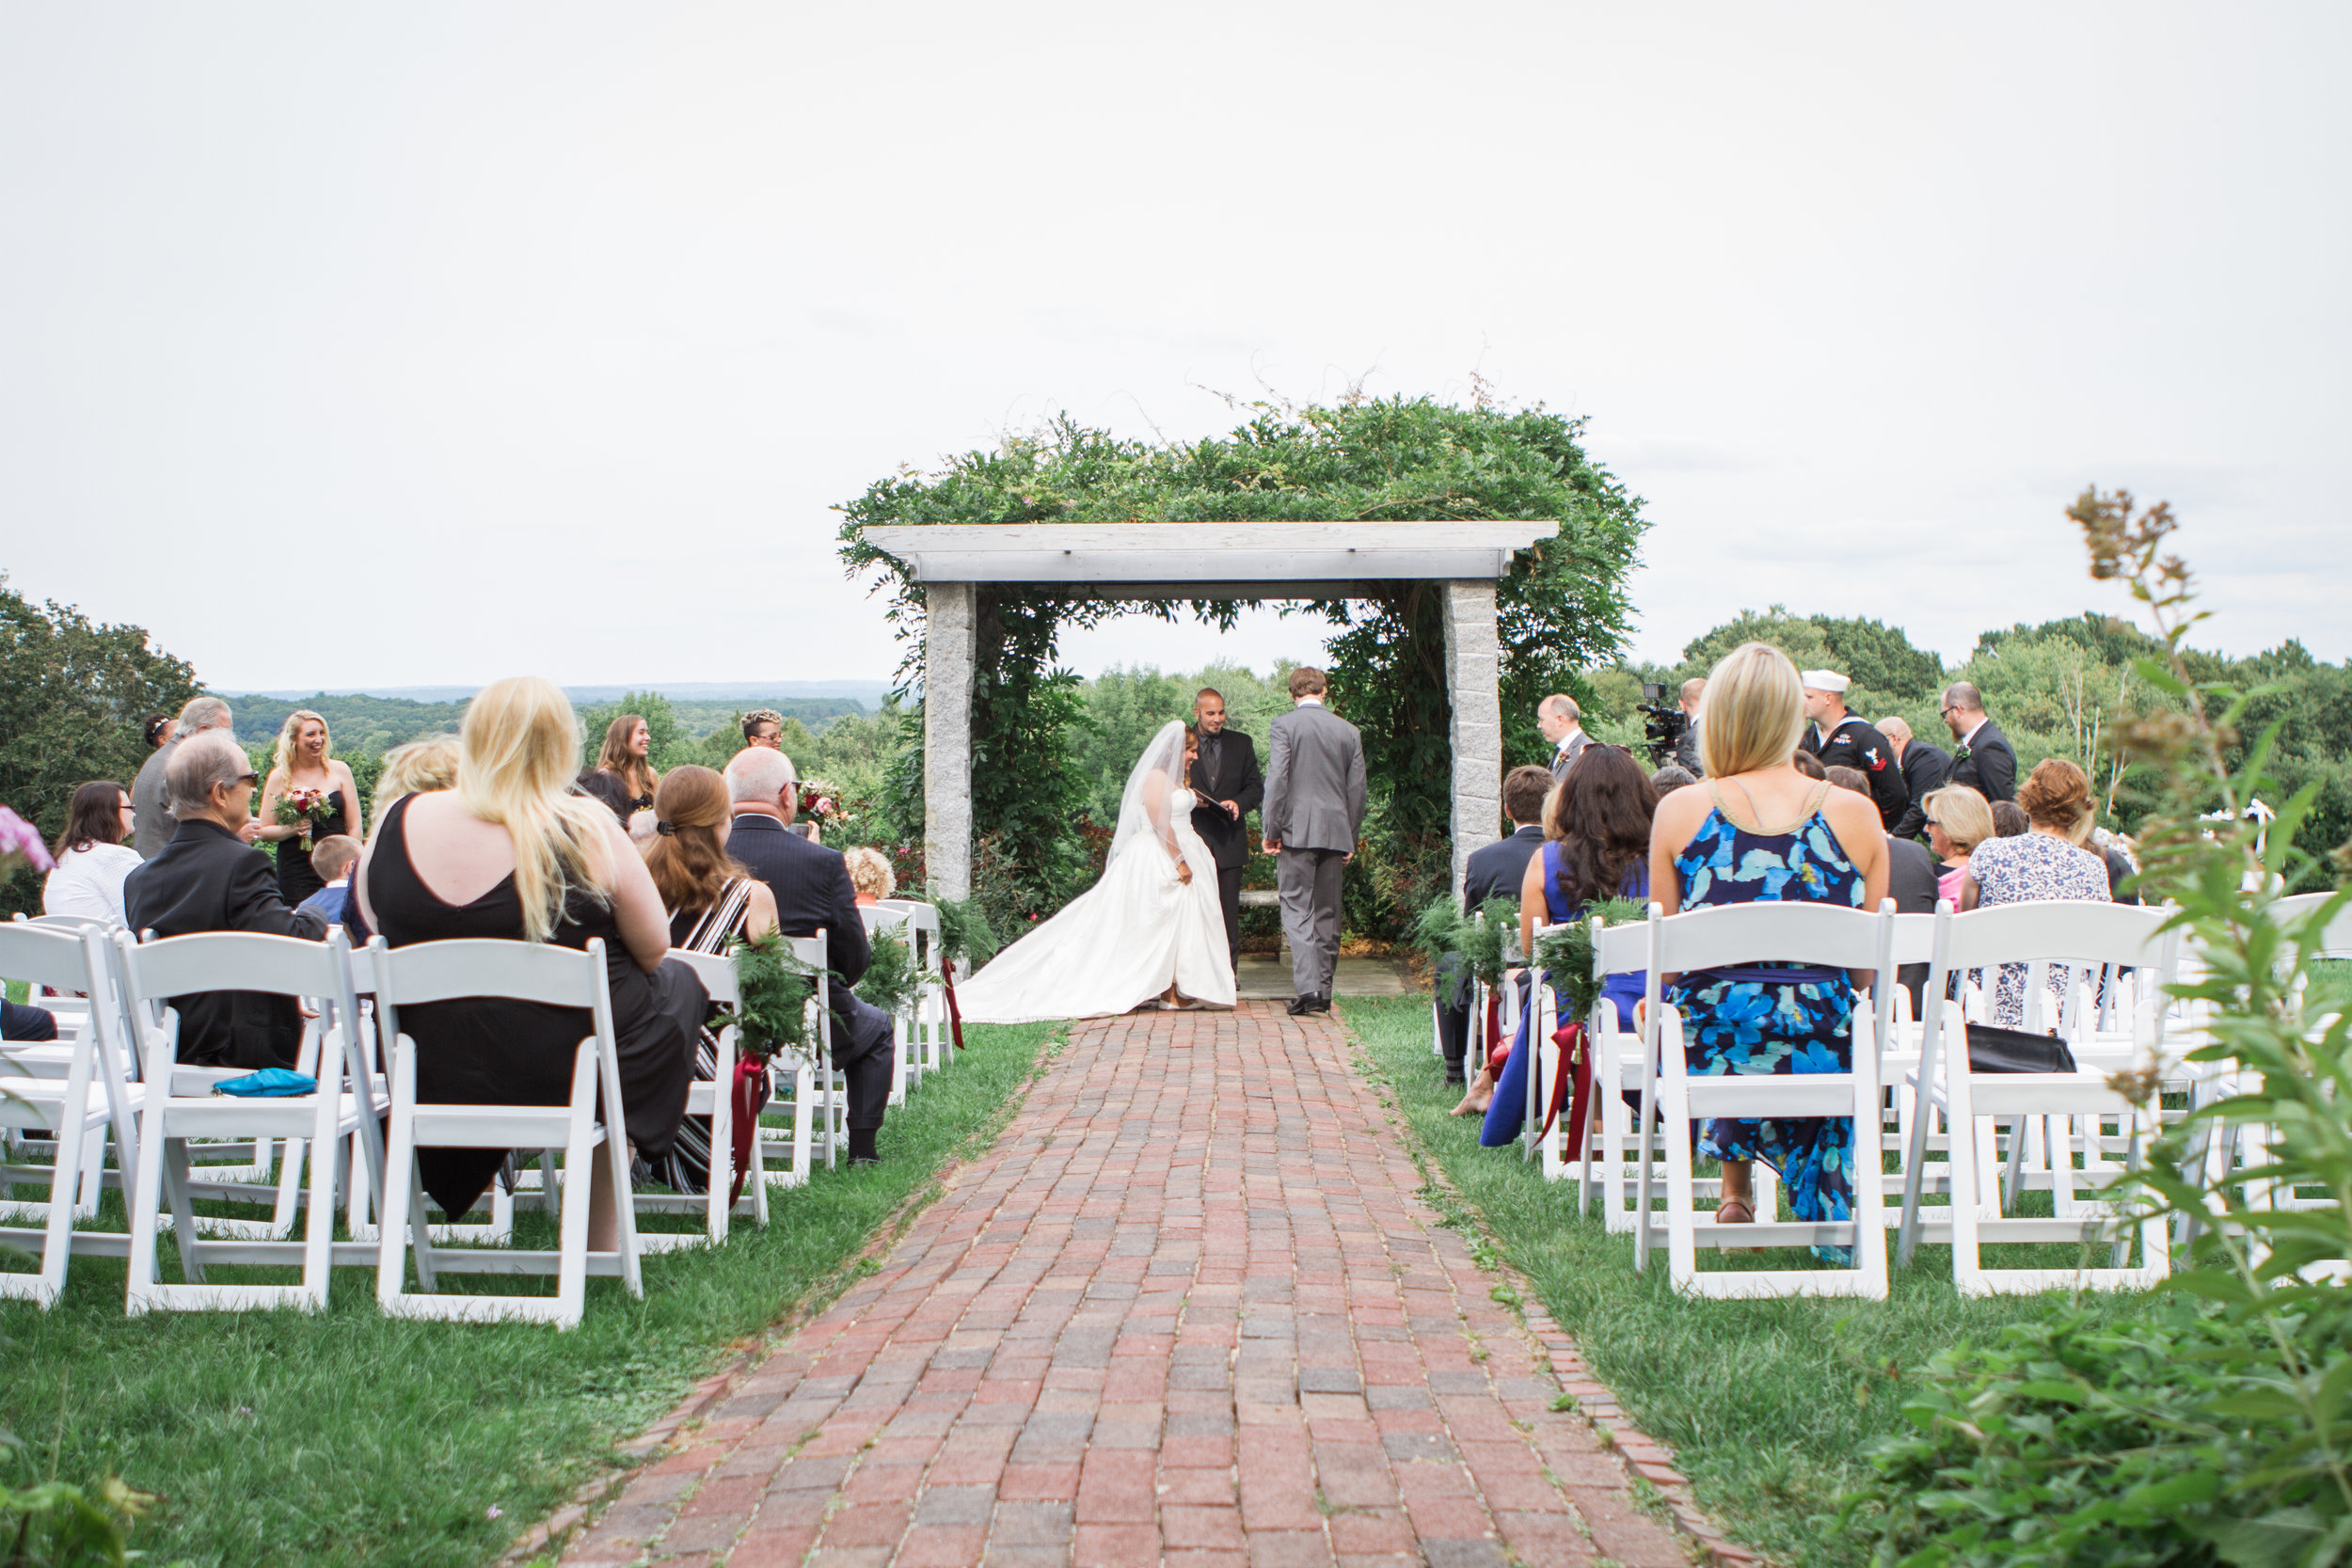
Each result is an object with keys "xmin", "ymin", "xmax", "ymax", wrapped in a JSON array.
[{"xmin": 1636, "ymin": 682, "xmax": 1688, "ymax": 768}]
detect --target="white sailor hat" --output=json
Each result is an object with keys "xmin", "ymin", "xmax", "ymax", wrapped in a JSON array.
[{"xmin": 1799, "ymin": 670, "xmax": 1851, "ymax": 693}]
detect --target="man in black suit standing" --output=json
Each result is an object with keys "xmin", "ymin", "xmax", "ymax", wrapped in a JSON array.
[
  {"xmin": 1435, "ymin": 766, "xmax": 1553, "ymax": 1085},
  {"xmin": 123, "ymin": 729, "xmax": 326, "ymax": 1068},
  {"xmin": 1186, "ymin": 688, "xmax": 1263, "ymax": 977},
  {"xmin": 1878, "ymin": 717, "xmax": 1954, "ymax": 843},
  {"xmin": 1939, "ymin": 682, "xmax": 2018, "ymax": 803},
  {"xmin": 722, "ymin": 746, "xmax": 893, "ymax": 1165}
]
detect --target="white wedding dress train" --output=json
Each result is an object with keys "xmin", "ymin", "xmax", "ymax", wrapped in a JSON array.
[{"xmin": 956, "ymin": 724, "xmax": 1236, "ymax": 1024}]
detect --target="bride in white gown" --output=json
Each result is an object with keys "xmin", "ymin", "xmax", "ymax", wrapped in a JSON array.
[{"xmin": 956, "ymin": 720, "xmax": 1236, "ymax": 1022}]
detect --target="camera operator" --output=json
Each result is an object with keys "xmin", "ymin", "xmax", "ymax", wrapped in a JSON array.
[
  {"xmin": 1796, "ymin": 670, "xmax": 1906, "ymax": 828},
  {"xmin": 1675, "ymin": 678, "xmax": 1705, "ymax": 775}
]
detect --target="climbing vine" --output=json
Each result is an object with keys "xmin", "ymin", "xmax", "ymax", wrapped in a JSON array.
[{"xmin": 837, "ymin": 392, "xmax": 1648, "ymax": 935}]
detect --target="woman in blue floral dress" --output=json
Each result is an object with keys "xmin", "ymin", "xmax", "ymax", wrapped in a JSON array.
[{"xmin": 1646, "ymin": 645, "xmax": 1889, "ymax": 1246}]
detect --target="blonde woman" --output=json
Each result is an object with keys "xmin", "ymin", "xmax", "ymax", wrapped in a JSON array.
[
  {"xmin": 369, "ymin": 736, "xmax": 461, "ymax": 830},
  {"xmin": 356, "ymin": 677, "xmax": 702, "ymax": 1244},
  {"xmin": 258, "ymin": 708, "xmax": 364, "ymax": 906},
  {"xmin": 1646, "ymin": 641, "xmax": 1889, "ymax": 1250},
  {"xmin": 580, "ymin": 714, "xmax": 660, "ymax": 825},
  {"xmin": 1920, "ymin": 784, "xmax": 1994, "ymax": 906}
]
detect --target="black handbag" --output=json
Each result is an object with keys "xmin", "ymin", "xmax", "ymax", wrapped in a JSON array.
[{"xmin": 1964, "ymin": 1022, "xmax": 2078, "ymax": 1074}]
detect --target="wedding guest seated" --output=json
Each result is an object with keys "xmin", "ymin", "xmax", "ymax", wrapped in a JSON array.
[
  {"xmin": 637, "ymin": 765, "xmax": 780, "ymax": 1194},
  {"xmin": 1830, "ymin": 765, "xmax": 1937, "ymax": 1013},
  {"xmin": 1921, "ymin": 784, "xmax": 1994, "ymax": 906},
  {"xmin": 357, "ymin": 676, "xmax": 702, "ymax": 1241},
  {"xmin": 579, "ymin": 715, "xmax": 660, "ymax": 825},
  {"xmin": 123, "ymin": 730, "xmax": 328, "ymax": 1069},
  {"xmin": 295, "ymin": 834, "xmax": 362, "ymax": 927},
  {"xmin": 723, "ymin": 745, "xmax": 895, "ymax": 1166},
  {"xmin": 1647, "ymin": 641, "xmax": 1888, "ymax": 1246},
  {"xmin": 1436, "ymin": 765, "xmax": 1553, "ymax": 1089},
  {"xmin": 1474, "ymin": 749, "xmax": 1659, "ymax": 1144},
  {"xmin": 1648, "ymin": 762, "xmax": 1698, "ymax": 794},
  {"xmin": 42, "ymin": 780, "xmax": 142, "ymax": 924},
  {"xmin": 370, "ymin": 736, "xmax": 460, "ymax": 829},
  {"xmin": 843, "ymin": 847, "xmax": 896, "ymax": 907},
  {"xmin": 1991, "ymin": 800, "xmax": 2030, "ymax": 838},
  {"xmin": 1962, "ymin": 758, "xmax": 2113, "ymax": 1028}
]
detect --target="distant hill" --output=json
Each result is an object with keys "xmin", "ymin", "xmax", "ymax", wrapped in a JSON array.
[{"xmin": 224, "ymin": 688, "xmax": 879, "ymax": 754}]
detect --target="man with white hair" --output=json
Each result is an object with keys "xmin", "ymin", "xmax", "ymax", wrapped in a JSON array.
[
  {"xmin": 1879, "ymin": 715, "xmax": 1953, "ymax": 844},
  {"xmin": 1796, "ymin": 670, "xmax": 1906, "ymax": 829},
  {"xmin": 123, "ymin": 729, "xmax": 326, "ymax": 1067},
  {"xmin": 132, "ymin": 694, "xmax": 247, "ymax": 859},
  {"xmin": 721, "ymin": 746, "xmax": 894, "ymax": 1165},
  {"xmin": 1536, "ymin": 694, "xmax": 1592, "ymax": 782}
]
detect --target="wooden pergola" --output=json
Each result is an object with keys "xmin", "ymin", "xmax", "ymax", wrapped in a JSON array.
[{"xmin": 855, "ymin": 519, "xmax": 1563, "ymax": 905}]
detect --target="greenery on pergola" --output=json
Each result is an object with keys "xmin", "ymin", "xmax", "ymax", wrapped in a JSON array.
[{"xmin": 837, "ymin": 394, "xmax": 1649, "ymax": 934}]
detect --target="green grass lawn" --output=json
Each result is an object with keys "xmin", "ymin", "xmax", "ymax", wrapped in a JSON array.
[
  {"xmin": 1343, "ymin": 993, "xmax": 2158, "ymax": 1568},
  {"xmin": 0, "ymin": 1020, "xmax": 1060, "ymax": 1567}
]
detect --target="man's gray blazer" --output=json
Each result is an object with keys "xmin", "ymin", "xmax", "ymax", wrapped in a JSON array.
[{"xmin": 1263, "ymin": 702, "xmax": 1367, "ymax": 852}]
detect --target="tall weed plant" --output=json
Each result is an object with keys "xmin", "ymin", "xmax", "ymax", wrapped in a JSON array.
[{"xmin": 1848, "ymin": 491, "xmax": 2352, "ymax": 1567}]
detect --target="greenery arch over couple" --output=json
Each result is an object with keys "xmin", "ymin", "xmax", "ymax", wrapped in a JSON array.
[{"xmin": 835, "ymin": 392, "xmax": 1651, "ymax": 940}]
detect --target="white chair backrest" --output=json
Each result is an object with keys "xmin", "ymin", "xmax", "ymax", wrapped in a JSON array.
[
  {"xmin": 368, "ymin": 937, "xmax": 607, "ymax": 1009},
  {"xmin": 663, "ymin": 946, "xmax": 741, "ymax": 1007}
]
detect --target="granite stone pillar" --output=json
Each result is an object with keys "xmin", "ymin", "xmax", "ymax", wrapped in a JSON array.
[
  {"xmin": 1441, "ymin": 578, "xmax": 1503, "ymax": 904},
  {"xmin": 924, "ymin": 581, "xmax": 977, "ymax": 901}
]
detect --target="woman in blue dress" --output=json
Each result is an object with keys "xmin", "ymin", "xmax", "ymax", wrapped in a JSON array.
[
  {"xmin": 1645, "ymin": 643, "xmax": 1888, "ymax": 1240},
  {"xmin": 1480, "ymin": 745, "xmax": 1658, "ymax": 1148}
]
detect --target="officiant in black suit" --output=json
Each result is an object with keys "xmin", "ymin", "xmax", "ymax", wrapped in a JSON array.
[{"xmin": 1187, "ymin": 689, "xmax": 1263, "ymax": 974}]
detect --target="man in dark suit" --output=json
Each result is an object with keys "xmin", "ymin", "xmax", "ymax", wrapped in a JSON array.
[
  {"xmin": 1186, "ymin": 688, "xmax": 1263, "ymax": 975},
  {"xmin": 1880, "ymin": 717, "xmax": 1954, "ymax": 843},
  {"xmin": 123, "ymin": 729, "xmax": 327, "ymax": 1069},
  {"xmin": 723, "ymin": 746, "xmax": 892, "ymax": 1164},
  {"xmin": 1435, "ymin": 766, "xmax": 1553, "ymax": 1085},
  {"xmin": 1829, "ymin": 766, "xmax": 1937, "ymax": 1016},
  {"xmin": 1939, "ymin": 682, "xmax": 2018, "ymax": 803}
]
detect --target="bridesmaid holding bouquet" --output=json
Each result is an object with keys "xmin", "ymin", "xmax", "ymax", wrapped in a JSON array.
[{"xmin": 259, "ymin": 708, "xmax": 363, "ymax": 906}]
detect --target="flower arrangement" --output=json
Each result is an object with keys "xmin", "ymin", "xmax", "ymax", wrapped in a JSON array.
[
  {"xmin": 0, "ymin": 804, "xmax": 56, "ymax": 882},
  {"xmin": 274, "ymin": 787, "xmax": 337, "ymax": 848}
]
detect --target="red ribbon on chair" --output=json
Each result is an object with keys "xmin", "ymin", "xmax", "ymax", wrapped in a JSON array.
[
  {"xmin": 1484, "ymin": 992, "xmax": 1508, "ymax": 1078},
  {"xmin": 943, "ymin": 959, "xmax": 965, "ymax": 1053},
  {"xmin": 1538, "ymin": 1020, "xmax": 1592, "ymax": 1151},
  {"xmin": 728, "ymin": 1054, "xmax": 770, "ymax": 1207}
]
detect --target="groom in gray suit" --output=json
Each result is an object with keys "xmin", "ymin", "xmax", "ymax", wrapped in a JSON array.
[{"xmin": 1261, "ymin": 667, "xmax": 1367, "ymax": 1017}]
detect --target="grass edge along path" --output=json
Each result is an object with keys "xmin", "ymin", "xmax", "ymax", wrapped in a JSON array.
[
  {"xmin": 1343, "ymin": 993, "xmax": 2156, "ymax": 1568},
  {"xmin": 0, "ymin": 1019, "xmax": 1064, "ymax": 1568}
]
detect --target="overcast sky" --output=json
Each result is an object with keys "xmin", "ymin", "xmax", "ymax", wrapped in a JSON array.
[{"xmin": 4, "ymin": 4, "xmax": 2345, "ymax": 694}]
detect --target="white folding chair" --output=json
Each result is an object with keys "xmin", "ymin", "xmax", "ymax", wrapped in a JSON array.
[
  {"xmin": 629, "ymin": 946, "xmax": 759, "ymax": 1247},
  {"xmin": 117, "ymin": 927, "xmax": 380, "ymax": 1314},
  {"xmin": 0, "ymin": 924, "xmax": 144, "ymax": 1306},
  {"xmin": 1896, "ymin": 901, "xmax": 2175, "ymax": 1293},
  {"xmin": 877, "ymin": 899, "xmax": 949, "ymax": 1080},
  {"xmin": 861, "ymin": 905, "xmax": 916, "ymax": 1107},
  {"xmin": 753, "ymin": 933, "xmax": 831, "ymax": 1186},
  {"xmin": 371, "ymin": 936, "xmax": 642, "ymax": 1329},
  {"xmin": 1635, "ymin": 899, "xmax": 1896, "ymax": 1300}
]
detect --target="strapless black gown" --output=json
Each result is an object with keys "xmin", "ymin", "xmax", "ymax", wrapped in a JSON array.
[{"xmin": 364, "ymin": 794, "xmax": 702, "ymax": 1218}]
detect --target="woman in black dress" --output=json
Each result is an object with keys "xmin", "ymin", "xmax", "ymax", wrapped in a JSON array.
[
  {"xmin": 258, "ymin": 708, "xmax": 364, "ymax": 905},
  {"xmin": 639, "ymin": 766, "xmax": 780, "ymax": 1195},
  {"xmin": 357, "ymin": 677, "xmax": 702, "ymax": 1244}
]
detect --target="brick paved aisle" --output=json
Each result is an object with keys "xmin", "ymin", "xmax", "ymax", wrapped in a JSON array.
[{"xmin": 557, "ymin": 1002, "xmax": 1692, "ymax": 1568}]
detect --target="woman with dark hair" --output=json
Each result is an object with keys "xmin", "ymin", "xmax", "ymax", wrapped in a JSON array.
[
  {"xmin": 639, "ymin": 765, "xmax": 778, "ymax": 1195},
  {"xmin": 1464, "ymin": 748, "xmax": 1660, "ymax": 1142},
  {"xmin": 42, "ymin": 780, "xmax": 141, "ymax": 924},
  {"xmin": 579, "ymin": 714, "xmax": 660, "ymax": 824}
]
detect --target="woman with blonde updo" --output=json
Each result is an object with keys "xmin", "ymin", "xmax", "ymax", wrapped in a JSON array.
[
  {"xmin": 639, "ymin": 765, "xmax": 778, "ymax": 1195},
  {"xmin": 1962, "ymin": 756, "xmax": 2114, "ymax": 1025},
  {"xmin": 357, "ymin": 677, "xmax": 702, "ymax": 1241},
  {"xmin": 258, "ymin": 708, "xmax": 364, "ymax": 906},
  {"xmin": 843, "ymin": 847, "xmax": 896, "ymax": 907}
]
